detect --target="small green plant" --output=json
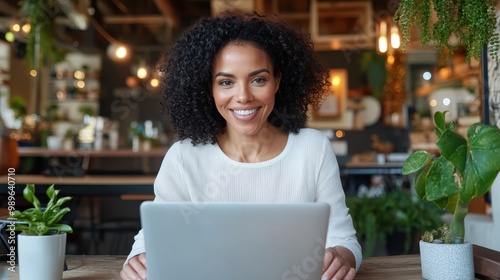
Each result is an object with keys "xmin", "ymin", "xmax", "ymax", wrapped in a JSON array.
[
  {"xmin": 20, "ymin": 0, "xmax": 65, "ymax": 69},
  {"xmin": 78, "ymin": 105, "xmax": 95, "ymax": 117},
  {"xmin": 8, "ymin": 96, "xmax": 27, "ymax": 120},
  {"xmin": 394, "ymin": 0, "xmax": 499, "ymax": 61},
  {"xmin": 63, "ymin": 128, "xmax": 74, "ymax": 140},
  {"xmin": 12, "ymin": 184, "xmax": 73, "ymax": 236},
  {"xmin": 403, "ymin": 111, "xmax": 500, "ymax": 244},
  {"xmin": 347, "ymin": 190, "xmax": 442, "ymax": 257}
]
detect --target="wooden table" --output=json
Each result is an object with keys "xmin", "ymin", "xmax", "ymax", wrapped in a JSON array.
[{"xmin": 1, "ymin": 254, "xmax": 424, "ymax": 279}]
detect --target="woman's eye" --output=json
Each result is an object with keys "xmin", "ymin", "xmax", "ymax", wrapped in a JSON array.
[
  {"xmin": 219, "ymin": 80, "xmax": 233, "ymax": 87},
  {"xmin": 252, "ymin": 77, "xmax": 266, "ymax": 84}
]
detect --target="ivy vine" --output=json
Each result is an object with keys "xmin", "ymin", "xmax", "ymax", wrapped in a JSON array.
[
  {"xmin": 20, "ymin": 0, "xmax": 65, "ymax": 70},
  {"xmin": 394, "ymin": 0, "xmax": 499, "ymax": 61}
]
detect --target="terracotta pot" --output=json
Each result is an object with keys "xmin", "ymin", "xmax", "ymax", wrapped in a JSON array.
[{"xmin": 0, "ymin": 136, "xmax": 19, "ymax": 175}]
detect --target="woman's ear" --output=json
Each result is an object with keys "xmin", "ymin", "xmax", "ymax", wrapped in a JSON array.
[{"xmin": 274, "ymin": 74, "xmax": 281, "ymax": 94}]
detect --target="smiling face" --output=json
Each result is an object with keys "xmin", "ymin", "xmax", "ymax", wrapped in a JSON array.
[{"xmin": 212, "ymin": 42, "xmax": 281, "ymax": 139}]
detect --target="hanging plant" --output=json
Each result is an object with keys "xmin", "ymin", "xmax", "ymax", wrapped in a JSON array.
[
  {"xmin": 20, "ymin": 0, "xmax": 65, "ymax": 70},
  {"xmin": 394, "ymin": 0, "xmax": 500, "ymax": 61}
]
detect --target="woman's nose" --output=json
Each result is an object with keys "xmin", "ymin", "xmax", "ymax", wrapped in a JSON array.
[{"xmin": 235, "ymin": 85, "xmax": 253, "ymax": 103}]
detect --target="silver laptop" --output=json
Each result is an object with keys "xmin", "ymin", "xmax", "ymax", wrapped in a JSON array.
[{"xmin": 140, "ymin": 201, "xmax": 330, "ymax": 280}]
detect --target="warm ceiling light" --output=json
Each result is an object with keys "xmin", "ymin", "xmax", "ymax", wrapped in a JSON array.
[
  {"xmin": 11, "ymin": 23, "xmax": 20, "ymax": 32},
  {"xmin": 30, "ymin": 70, "xmax": 37, "ymax": 77},
  {"xmin": 335, "ymin": 130, "xmax": 345, "ymax": 139},
  {"xmin": 377, "ymin": 19, "xmax": 401, "ymax": 54},
  {"xmin": 386, "ymin": 54, "xmax": 395, "ymax": 65},
  {"xmin": 22, "ymin": 23, "xmax": 31, "ymax": 34},
  {"xmin": 76, "ymin": 80, "xmax": 85, "ymax": 88},
  {"xmin": 150, "ymin": 78, "xmax": 159, "ymax": 87},
  {"xmin": 116, "ymin": 46, "xmax": 127, "ymax": 59},
  {"xmin": 377, "ymin": 20, "xmax": 388, "ymax": 54},
  {"xmin": 378, "ymin": 36, "xmax": 388, "ymax": 53},
  {"xmin": 107, "ymin": 43, "xmax": 131, "ymax": 61},
  {"xmin": 74, "ymin": 70, "xmax": 85, "ymax": 80},
  {"xmin": 331, "ymin": 76, "xmax": 341, "ymax": 86},
  {"xmin": 137, "ymin": 67, "xmax": 148, "ymax": 79},
  {"xmin": 390, "ymin": 26, "xmax": 400, "ymax": 49}
]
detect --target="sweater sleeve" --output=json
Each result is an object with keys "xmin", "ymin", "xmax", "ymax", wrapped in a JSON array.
[
  {"xmin": 315, "ymin": 135, "xmax": 362, "ymax": 270},
  {"xmin": 124, "ymin": 142, "xmax": 188, "ymax": 264}
]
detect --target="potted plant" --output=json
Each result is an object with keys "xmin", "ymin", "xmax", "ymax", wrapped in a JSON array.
[
  {"xmin": 19, "ymin": 0, "xmax": 65, "ymax": 69},
  {"xmin": 347, "ymin": 189, "xmax": 442, "ymax": 257},
  {"xmin": 11, "ymin": 183, "xmax": 73, "ymax": 280},
  {"xmin": 402, "ymin": 111, "xmax": 500, "ymax": 279},
  {"xmin": 394, "ymin": 0, "xmax": 500, "ymax": 61}
]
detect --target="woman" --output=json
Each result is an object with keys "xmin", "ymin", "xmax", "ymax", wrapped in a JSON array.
[{"xmin": 121, "ymin": 11, "xmax": 361, "ymax": 280}]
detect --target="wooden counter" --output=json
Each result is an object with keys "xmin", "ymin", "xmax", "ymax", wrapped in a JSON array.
[
  {"xmin": 16, "ymin": 147, "xmax": 168, "ymax": 175},
  {"xmin": 1, "ymin": 254, "xmax": 424, "ymax": 279},
  {"xmin": 342, "ymin": 161, "xmax": 404, "ymax": 175},
  {"xmin": 17, "ymin": 147, "xmax": 169, "ymax": 157},
  {"xmin": 0, "ymin": 174, "xmax": 155, "ymax": 196}
]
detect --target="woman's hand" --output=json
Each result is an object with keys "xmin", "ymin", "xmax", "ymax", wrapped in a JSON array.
[
  {"xmin": 120, "ymin": 253, "xmax": 147, "ymax": 280},
  {"xmin": 321, "ymin": 247, "xmax": 356, "ymax": 280}
]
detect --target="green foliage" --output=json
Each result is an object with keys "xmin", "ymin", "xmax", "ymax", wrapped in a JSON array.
[
  {"xmin": 347, "ymin": 190, "xmax": 442, "ymax": 257},
  {"xmin": 20, "ymin": 0, "xmax": 65, "ymax": 69},
  {"xmin": 394, "ymin": 0, "xmax": 499, "ymax": 61},
  {"xmin": 8, "ymin": 96, "xmax": 27, "ymax": 120},
  {"xmin": 359, "ymin": 50, "xmax": 387, "ymax": 100},
  {"xmin": 12, "ymin": 184, "xmax": 73, "ymax": 236},
  {"xmin": 45, "ymin": 103, "xmax": 59, "ymax": 122},
  {"xmin": 78, "ymin": 105, "xmax": 95, "ymax": 117},
  {"xmin": 403, "ymin": 111, "xmax": 500, "ymax": 243}
]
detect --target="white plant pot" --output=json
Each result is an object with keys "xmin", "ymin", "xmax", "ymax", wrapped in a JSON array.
[
  {"xmin": 419, "ymin": 240, "xmax": 474, "ymax": 280},
  {"xmin": 18, "ymin": 233, "xmax": 67, "ymax": 280}
]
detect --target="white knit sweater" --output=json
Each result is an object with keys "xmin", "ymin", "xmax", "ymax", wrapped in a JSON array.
[{"xmin": 126, "ymin": 128, "xmax": 362, "ymax": 269}]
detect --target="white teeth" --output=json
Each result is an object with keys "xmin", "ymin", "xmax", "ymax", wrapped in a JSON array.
[{"xmin": 233, "ymin": 109, "xmax": 257, "ymax": 116}]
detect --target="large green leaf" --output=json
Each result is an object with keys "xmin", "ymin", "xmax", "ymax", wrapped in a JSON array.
[
  {"xmin": 413, "ymin": 163, "xmax": 430, "ymax": 200},
  {"xmin": 402, "ymin": 151, "xmax": 431, "ymax": 175},
  {"xmin": 425, "ymin": 156, "xmax": 459, "ymax": 201},
  {"xmin": 436, "ymin": 130, "xmax": 467, "ymax": 175},
  {"xmin": 433, "ymin": 111, "xmax": 447, "ymax": 137},
  {"xmin": 460, "ymin": 123, "xmax": 500, "ymax": 203}
]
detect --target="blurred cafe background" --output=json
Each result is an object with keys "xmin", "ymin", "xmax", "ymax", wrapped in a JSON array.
[{"xmin": 0, "ymin": 0, "xmax": 494, "ymax": 257}]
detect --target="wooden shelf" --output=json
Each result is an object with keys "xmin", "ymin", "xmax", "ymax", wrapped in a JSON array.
[
  {"xmin": 18, "ymin": 147, "xmax": 168, "ymax": 158},
  {"xmin": 415, "ymin": 68, "xmax": 480, "ymax": 97}
]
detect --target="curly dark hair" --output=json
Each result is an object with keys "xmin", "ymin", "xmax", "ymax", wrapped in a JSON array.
[{"xmin": 157, "ymin": 11, "xmax": 330, "ymax": 145}]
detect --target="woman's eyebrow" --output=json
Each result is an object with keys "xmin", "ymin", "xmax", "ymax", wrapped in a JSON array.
[
  {"xmin": 214, "ymin": 72, "xmax": 235, "ymax": 79},
  {"xmin": 214, "ymin": 69, "xmax": 270, "ymax": 79},
  {"xmin": 249, "ymin": 69, "xmax": 270, "ymax": 77}
]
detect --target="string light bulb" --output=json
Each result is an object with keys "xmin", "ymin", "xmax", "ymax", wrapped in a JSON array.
[
  {"xmin": 137, "ymin": 66, "xmax": 148, "ymax": 79},
  {"xmin": 21, "ymin": 23, "xmax": 31, "ymax": 34},
  {"xmin": 377, "ymin": 21, "xmax": 388, "ymax": 54},
  {"xmin": 107, "ymin": 43, "xmax": 131, "ymax": 61},
  {"xmin": 390, "ymin": 26, "xmax": 400, "ymax": 49},
  {"xmin": 377, "ymin": 19, "xmax": 401, "ymax": 54}
]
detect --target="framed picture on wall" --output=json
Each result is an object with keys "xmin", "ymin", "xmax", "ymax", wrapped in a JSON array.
[
  {"xmin": 314, "ymin": 86, "xmax": 341, "ymax": 118},
  {"xmin": 307, "ymin": 69, "xmax": 350, "ymax": 129}
]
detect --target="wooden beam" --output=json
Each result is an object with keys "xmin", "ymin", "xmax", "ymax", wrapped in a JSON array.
[
  {"xmin": 153, "ymin": 0, "xmax": 179, "ymax": 28},
  {"xmin": 0, "ymin": 0, "xmax": 18, "ymax": 16},
  {"xmin": 103, "ymin": 15, "xmax": 167, "ymax": 25}
]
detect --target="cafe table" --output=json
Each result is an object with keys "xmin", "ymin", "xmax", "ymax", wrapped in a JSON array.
[{"xmin": 1, "ymin": 254, "xmax": 424, "ymax": 279}]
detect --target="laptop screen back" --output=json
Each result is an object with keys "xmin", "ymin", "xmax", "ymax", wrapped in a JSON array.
[{"xmin": 140, "ymin": 202, "xmax": 330, "ymax": 280}]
